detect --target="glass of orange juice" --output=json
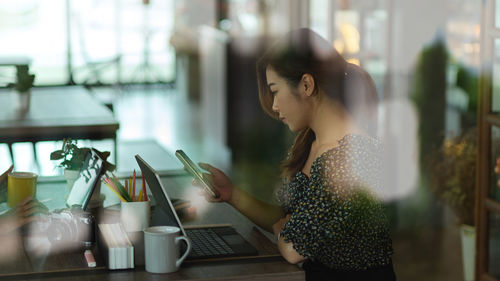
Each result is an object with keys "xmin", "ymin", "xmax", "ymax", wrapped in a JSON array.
[{"xmin": 8, "ymin": 172, "xmax": 37, "ymax": 207}]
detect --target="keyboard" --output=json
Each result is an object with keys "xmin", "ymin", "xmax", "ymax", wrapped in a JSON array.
[{"xmin": 186, "ymin": 228, "xmax": 235, "ymax": 258}]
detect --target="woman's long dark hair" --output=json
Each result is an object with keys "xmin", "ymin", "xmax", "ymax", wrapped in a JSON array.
[{"xmin": 256, "ymin": 28, "xmax": 378, "ymax": 180}]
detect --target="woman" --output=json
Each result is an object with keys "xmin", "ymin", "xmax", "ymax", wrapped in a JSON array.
[{"xmin": 197, "ymin": 28, "xmax": 396, "ymax": 281}]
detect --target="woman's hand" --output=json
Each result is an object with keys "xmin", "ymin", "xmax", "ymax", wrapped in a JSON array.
[
  {"xmin": 194, "ymin": 163, "xmax": 234, "ymax": 203},
  {"xmin": 0, "ymin": 196, "xmax": 48, "ymax": 235},
  {"xmin": 272, "ymin": 214, "xmax": 306, "ymax": 264}
]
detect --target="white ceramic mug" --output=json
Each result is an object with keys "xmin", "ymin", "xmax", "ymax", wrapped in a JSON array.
[
  {"xmin": 143, "ymin": 226, "xmax": 192, "ymax": 273},
  {"xmin": 120, "ymin": 201, "xmax": 151, "ymax": 232}
]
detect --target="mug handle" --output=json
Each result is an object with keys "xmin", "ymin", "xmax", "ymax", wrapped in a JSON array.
[{"xmin": 175, "ymin": 236, "xmax": 192, "ymax": 268}]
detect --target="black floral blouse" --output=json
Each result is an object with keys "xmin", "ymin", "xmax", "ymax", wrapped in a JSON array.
[{"xmin": 276, "ymin": 134, "xmax": 393, "ymax": 271}]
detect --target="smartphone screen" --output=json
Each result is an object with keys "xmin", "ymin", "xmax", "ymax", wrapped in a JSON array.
[{"xmin": 175, "ymin": 150, "xmax": 219, "ymax": 198}]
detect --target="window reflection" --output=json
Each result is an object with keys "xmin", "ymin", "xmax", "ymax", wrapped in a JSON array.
[
  {"xmin": 0, "ymin": 0, "xmax": 175, "ymax": 86},
  {"xmin": 332, "ymin": 0, "xmax": 388, "ymax": 96},
  {"xmin": 489, "ymin": 212, "xmax": 500, "ymax": 278},
  {"xmin": 492, "ymin": 126, "xmax": 500, "ymax": 202},
  {"xmin": 493, "ymin": 39, "xmax": 500, "ymax": 113}
]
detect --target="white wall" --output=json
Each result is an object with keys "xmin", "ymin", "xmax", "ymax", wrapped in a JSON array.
[
  {"xmin": 199, "ymin": 25, "xmax": 231, "ymax": 170},
  {"xmin": 267, "ymin": 0, "xmax": 309, "ymax": 36},
  {"xmin": 388, "ymin": 0, "xmax": 447, "ymax": 97}
]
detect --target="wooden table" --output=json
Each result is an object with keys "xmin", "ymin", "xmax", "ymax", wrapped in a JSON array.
[
  {"xmin": 0, "ymin": 86, "xmax": 119, "ymax": 164},
  {"xmin": 0, "ymin": 174, "xmax": 305, "ymax": 281}
]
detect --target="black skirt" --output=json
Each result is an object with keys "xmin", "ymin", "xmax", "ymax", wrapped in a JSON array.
[{"xmin": 302, "ymin": 260, "xmax": 396, "ymax": 281}]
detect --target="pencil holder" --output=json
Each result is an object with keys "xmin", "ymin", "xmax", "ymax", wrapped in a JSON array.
[{"xmin": 120, "ymin": 201, "xmax": 151, "ymax": 232}]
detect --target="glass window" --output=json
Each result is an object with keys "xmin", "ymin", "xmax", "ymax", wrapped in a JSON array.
[
  {"xmin": 334, "ymin": 10, "xmax": 360, "ymax": 63},
  {"xmin": 331, "ymin": 0, "xmax": 388, "ymax": 96},
  {"xmin": 446, "ymin": 0, "xmax": 480, "ymax": 68},
  {"xmin": 119, "ymin": 0, "xmax": 175, "ymax": 84},
  {"xmin": 496, "ymin": 0, "xmax": 500, "ymax": 28},
  {"xmin": 225, "ymin": 0, "xmax": 264, "ymax": 36},
  {"xmin": 492, "ymin": 125, "xmax": 500, "ymax": 202},
  {"xmin": 0, "ymin": 1, "xmax": 67, "ymax": 86},
  {"xmin": 309, "ymin": 0, "xmax": 329, "ymax": 40},
  {"xmin": 70, "ymin": 1, "xmax": 120, "ymax": 85},
  {"xmin": 360, "ymin": 9, "xmax": 387, "ymax": 94},
  {"xmin": 488, "ymin": 212, "xmax": 500, "ymax": 278},
  {"xmin": 0, "ymin": 0, "xmax": 175, "ymax": 87},
  {"xmin": 493, "ymin": 39, "xmax": 500, "ymax": 113}
]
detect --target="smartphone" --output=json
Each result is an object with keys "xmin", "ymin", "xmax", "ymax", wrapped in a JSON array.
[{"xmin": 175, "ymin": 150, "xmax": 219, "ymax": 198}]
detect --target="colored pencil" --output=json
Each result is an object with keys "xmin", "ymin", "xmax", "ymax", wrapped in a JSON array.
[
  {"xmin": 104, "ymin": 177, "xmax": 118, "ymax": 192},
  {"xmin": 104, "ymin": 177, "xmax": 128, "ymax": 202},
  {"xmin": 138, "ymin": 189, "xmax": 143, "ymax": 202},
  {"xmin": 132, "ymin": 170, "xmax": 136, "ymax": 202},
  {"xmin": 129, "ymin": 178, "xmax": 132, "ymax": 199},
  {"xmin": 108, "ymin": 174, "xmax": 132, "ymax": 202},
  {"xmin": 103, "ymin": 180, "xmax": 126, "ymax": 202}
]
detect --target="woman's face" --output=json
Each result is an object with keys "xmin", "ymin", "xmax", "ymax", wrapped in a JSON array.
[{"xmin": 266, "ymin": 67, "xmax": 311, "ymax": 132}]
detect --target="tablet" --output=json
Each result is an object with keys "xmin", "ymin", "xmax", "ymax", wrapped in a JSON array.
[{"xmin": 175, "ymin": 150, "xmax": 219, "ymax": 198}]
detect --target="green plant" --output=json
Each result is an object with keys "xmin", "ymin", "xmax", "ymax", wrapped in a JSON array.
[
  {"xmin": 455, "ymin": 63, "xmax": 479, "ymax": 129},
  {"xmin": 428, "ymin": 127, "xmax": 477, "ymax": 226},
  {"xmin": 407, "ymin": 35, "xmax": 448, "ymax": 228},
  {"xmin": 50, "ymin": 138, "xmax": 116, "ymax": 172},
  {"xmin": 455, "ymin": 64, "xmax": 478, "ymax": 116},
  {"xmin": 411, "ymin": 36, "xmax": 448, "ymax": 170},
  {"xmin": 8, "ymin": 65, "xmax": 35, "ymax": 92}
]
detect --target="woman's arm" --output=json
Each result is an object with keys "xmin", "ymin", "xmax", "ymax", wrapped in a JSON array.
[
  {"xmin": 198, "ymin": 163, "xmax": 283, "ymax": 232},
  {"xmin": 272, "ymin": 214, "xmax": 306, "ymax": 264},
  {"xmin": 198, "ymin": 163, "xmax": 305, "ymax": 262},
  {"xmin": 229, "ymin": 187, "xmax": 283, "ymax": 232}
]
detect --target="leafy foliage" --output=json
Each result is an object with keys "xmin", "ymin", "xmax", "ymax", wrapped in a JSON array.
[
  {"xmin": 455, "ymin": 64, "xmax": 478, "ymax": 116},
  {"xmin": 50, "ymin": 138, "xmax": 115, "ymax": 172},
  {"xmin": 411, "ymin": 38, "xmax": 448, "ymax": 171},
  {"xmin": 428, "ymin": 128, "xmax": 477, "ymax": 226},
  {"xmin": 406, "ymin": 36, "xmax": 448, "ymax": 228}
]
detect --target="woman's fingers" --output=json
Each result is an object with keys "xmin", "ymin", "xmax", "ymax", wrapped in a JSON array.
[
  {"xmin": 202, "ymin": 172, "xmax": 214, "ymax": 184},
  {"xmin": 18, "ymin": 215, "xmax": 37, "ymax": 228},
  {"xmin": 18, "ymin": 196, "xmax": 34, "ymax": 207},
  {"xmin": 199, "ymin": 163, "xmax": 221, "ymax": 176},
  {"xmin": 197, "ymin": 190, "xmax": 222, "ymax": 202},
  {"xmin": 198, "ymin": 162, "xmax": 212, "ymax": 171},
  {"xmin": 8, "ymin": 197, "xmax": 48, "ymax": 218}
]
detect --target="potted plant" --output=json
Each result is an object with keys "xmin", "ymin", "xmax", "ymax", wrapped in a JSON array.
[
  {"xmin": 428, "ymin": 127, "xmax": 477, "ymax": 281},
  {"xmin": 8, "ymin": 65, "xmax": 35, "ymax": 113},
  {"xmin": 50, "ymin": 138, "xmax": 115, "ymax": 190}
]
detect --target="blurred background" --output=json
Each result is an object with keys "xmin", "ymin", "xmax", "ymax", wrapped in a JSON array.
[{"xmin": 0, "ymin": 1, "xmax": 498, "ymax": 280}]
